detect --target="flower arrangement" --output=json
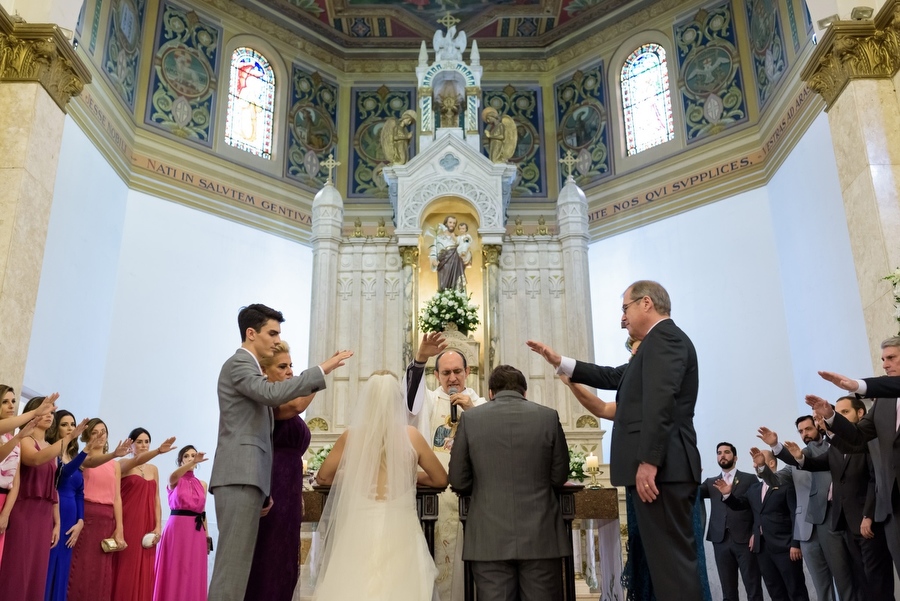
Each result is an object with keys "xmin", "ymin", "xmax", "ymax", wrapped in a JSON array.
[
  {"xmin": 418, "ymin": 288, "xmax": 481, "ymax": 334},
  {"xmin": 568, "ymin": 448, "xmax": 586, "ymax": 482},
  {"xmin": 885, "ymin": 268, "xmax": 900, "ymax": 333},
  {"xmin": 307, "ymin": 444, "xmax": 333, "ymax": 473}
]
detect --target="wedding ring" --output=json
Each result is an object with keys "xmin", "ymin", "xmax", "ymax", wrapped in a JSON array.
[{"xmin": 644, "ymin": 484, "xmax": 649, "ymax": 488}]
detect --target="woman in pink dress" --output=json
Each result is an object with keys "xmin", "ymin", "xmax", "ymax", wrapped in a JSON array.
[
  {"xmin": 0, "ymin": 396, "xmax": 85, "ymax": 600},
  {"xmin": 111, "ymin": 428, "xmax": 176, "ymax": 601},
  {"xmin": 67, "ymin": 418, "xmax": 130, "ymax": 601},
  {"xmin": 153, "ymin": 445, "xmax": 209, "ymax": 601}
]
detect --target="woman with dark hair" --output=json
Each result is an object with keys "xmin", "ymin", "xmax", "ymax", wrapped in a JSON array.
[
  {"xmin": 0, "ymin": 396, "xmax": 85, "ymax": 600},
  {"xmin": 153, "ymin": 445, "xmax": 209, "ymax": 601},
  {"xmin": 44, "ymin": 410, "xmax": 103, "ymax": 601},
  {"xmin": 245, "ymin": 341, "xmax": 315, "ymax": 601},
  {"xmin": 111, "ymin": 428, "xmax": 176, "ymax": 601},
  {"xmin": 67, "ymin": 418, "xmax": 129, "ymax": 601}
]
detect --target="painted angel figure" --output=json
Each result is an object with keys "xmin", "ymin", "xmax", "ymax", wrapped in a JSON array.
[{"xmin": 433, "ymin": 25, "xmax": 466, "ymax": 62}]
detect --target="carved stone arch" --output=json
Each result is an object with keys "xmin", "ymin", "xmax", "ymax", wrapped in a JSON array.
[{"xmin": 400, "ymin": 176, "xmax": 501, "ymax": 231}]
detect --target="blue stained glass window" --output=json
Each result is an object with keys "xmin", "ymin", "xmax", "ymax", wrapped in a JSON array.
[
  {"xmin": 621, "ymin": 43, "xmax": 675, "ymax": 155},
  {"xmin": 225, "ymin": 47, "xmax": 275, "ymax": 159}
]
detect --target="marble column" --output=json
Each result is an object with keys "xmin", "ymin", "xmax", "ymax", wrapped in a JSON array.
[
  {"xmin": 481, "ymin": 244, "xmax": 501, "ymax": 388},
  {"xmin": 802, "ymin": 0, "xmax": 900, "ymax": 369},
  {"xmin": 0, "ymin": 7, "xmax": 89, "ymax": 392},
  {"xmin": 400, "ymin": 246, "xmax": 418, "ymax": 366},
  {"xmin": 306, "ymin": 182, "xmax": 343, "ymax": 430}
]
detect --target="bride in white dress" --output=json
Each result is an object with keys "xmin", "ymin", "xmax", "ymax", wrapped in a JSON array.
[{"xmin": 299, "ymin": 371, "xmax": 447, "ymax": 601}]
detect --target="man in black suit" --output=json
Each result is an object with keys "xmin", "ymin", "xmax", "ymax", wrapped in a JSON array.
[
  {"xmin": 700, "ymin": 442, "xmax": 764, "ymax": 601},
  {"xmin": 774, "ymin": 398, "xmax": 893, "ymax": 599},
  {"xmin": 528, "ymin": 280, "xmax": 702, "ymax": 598},
  {"xmin": 448, "ymin": 365, "xmax": 571, "ymax": 601},
  {"xmin": 716, "ymin": 450, "xmax": 809, "ymax": 601},
  {"xmin": 809, "ymin": 335, "xmax": 900, "ymax": 572}
]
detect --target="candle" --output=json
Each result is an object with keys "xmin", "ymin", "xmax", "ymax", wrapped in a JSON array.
[
  {"xmin": 585, "ymin": 453, "xmax": 599, "ymax": 469},
  {"xmin": 302, "ymin": 459, "xmax": 308, "ymax": 474}
]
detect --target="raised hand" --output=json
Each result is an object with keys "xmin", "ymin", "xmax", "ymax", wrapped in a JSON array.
[
  {"xmin": 34, "ymin": 395, "xmax": 57, "ymax": 418},
  {"xmin": 783, "ymin": 441, "xmax": 804, "ymax": 462},
  {"xmin": 818, "ymin": 371, "xmax": 859, "ymax": 392},
  {"xmin": 84, "ymin": 433, "xmax": 106, "ymax": 454},
  {"xmin": 157, "ymin": 436, "xmax": 177, "ymax": 455},
  {"xmin": 17, "ymin": 418, "xmax": 38, "ymax": 440},
  {"xmin": 189, "ymin": 452, "xmax": 209, "ymax": 466},
  {"xmin": 66, "ymin": 419, "xmax": 89, "ymax": 444},
  {"xmin": 526, "ymin": 340, "xmax": 562, "ymax": 368},
  {"xmin": 320, "ymin": 350, "xmax": 354, "ymax": 375},
  {"xmin": 112, "ymin": 438, "xmax": 132, "ymax": 458},
  {"xmin": 749, "ymin": 447, "xmax": 766, "ymax": 468},
  {"xmin": 805, "ymin": 394, "xmax": 835, "ymax": 419},
  {"xmin": 757, "ymin": 426, "xmax": 778, "ymax": 447},
  {"xmin": 415, "ymin": 332, "xmax": 446, "ymax": 362},
  {"xmin": 713, "ymin": 478, "xmax": 732, "ymax": 496}
]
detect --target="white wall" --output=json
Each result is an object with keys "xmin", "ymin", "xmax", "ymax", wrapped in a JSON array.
[{"xmin": 587, "ymin": 112, "xmax": 869, "ymax": 470}]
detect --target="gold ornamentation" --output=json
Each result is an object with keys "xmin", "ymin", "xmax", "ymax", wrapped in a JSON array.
[
  {"xmin": 514, "ymin": 217, "xmax": 524, "ymax": 236},
  {"xmin": 352, "ymin": 217, "xmax": 364, "ymax": 238},
  {"xmin": 801, "ymin": 0, "xmax": 900, "ymax": 109},
  {"xmin": 400, "ymin": 246, "xmax": 419, "ymax": 266},
  {"xmin": 576, "ymin": 415, "xmax": 599, "ymax": 428},
  {"xmin": 307, "ymin": 417, "xmax": 329, "ymax": 432},
  {"xmin": 0, "ymin": 7, "xmax": 91, "ymax": 111},
  {"xmin": 376, "ymin": 216, "xmax": 387, "ymax": 238},
  {"xmin": 482, "ymin": 244, "xmax": 501, "ymax": 265},
  {"xmin": 537, "ymin": 215, "xmax": 549, "ymax": 236}
]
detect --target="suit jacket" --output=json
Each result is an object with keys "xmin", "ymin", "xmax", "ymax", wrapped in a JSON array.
[
  {"xmin": 448, "ymin": 390, "xmax": 570, "ymax": 561},
  {"xmin": 779, "ymin": 441, "xmax": 875, "ymax": 536},
  {"xmin": 209, "ymin": 349, "xmax": 325, "ymax": 496},
  {"xmin": 828, "ymin": 399, "xmax": 900, "ymax": 522},
  {"xmin": 862, "ymin": 376, "xmax": 900, "ymax": 398},
  {"xmin": 725, "ymin": 477, "xmax": 799, "ymax": 553},
  {"xmin": 700, "ymin": 469, "xmax": 757, "ymax": 544},
  {"xmin": 571, "ymin": 318, "xmax": 700, "ymax": 487}
]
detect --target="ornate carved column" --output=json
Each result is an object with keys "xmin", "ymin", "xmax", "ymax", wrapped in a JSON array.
[
  {"xmin": 400, "ymin": 246, "xmax": 419, "ymax": 365},
  {"xmin": 0, "ymin": 7, "xmax": 90, "ymax": 391},
  {"xmin": 802, "ymin": 0, "xmax": 900, "ymax": 368},
  {"xmin": 481, "ymin": 244, "xmax": 501, "ymax": 386},
  {"xmin": 306, "ymin": 182, "xmax": 343, "ymax": 431}
]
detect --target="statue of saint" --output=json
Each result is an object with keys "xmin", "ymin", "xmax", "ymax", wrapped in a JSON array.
[
  {"xmin": 438, "ymin": 91, "xmax": 461, "ymax": 128},
  {"xmin": 432, "ymin": 25, "xmax": 466, "ymax": 62},
  {"xmin": 380, "ymin": 109, "xmax": 417, "ymax": 165},
  {"xmin": 482, "ymin": 107, "xmax": 517, "ymax": 163},
  {"xmin": 429, "ymin": 215, "xmax": 468, "ymax": 291}
]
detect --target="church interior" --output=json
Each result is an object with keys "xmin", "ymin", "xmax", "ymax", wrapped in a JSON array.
[{"xmin": 2, "ymin": 0, "xmax": 899, "ymax": 598}]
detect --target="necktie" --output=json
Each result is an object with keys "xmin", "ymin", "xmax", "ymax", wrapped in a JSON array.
[
  {"xmin": 895, "ymin": 398, "xmax": 900, "ymax": 431},
  {"xmin": 761, "ymin": 482, "xmax": 768, "ymax": 502}
]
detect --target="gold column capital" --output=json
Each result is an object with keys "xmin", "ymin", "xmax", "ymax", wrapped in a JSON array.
[
  {"xmin": 482, "ymin": 244, "xmax": 502, "ymax": 266},
  {"xmin": 0, "ymin": 7, "xmax": 92, "ymax": 112},
  {"xmin": 400, "ymin": 246, "xmax": 419, "ymax": 266},
  {"xmin": 801, "ymin": 0, "xmax": 900, "ymax": 109}
]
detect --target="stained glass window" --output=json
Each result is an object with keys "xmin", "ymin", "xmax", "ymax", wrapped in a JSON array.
[
  {"xmin": 621, "ymin": 43, "xmax": 675, "ymax": 155},
  {"xmin": 225, "ymin": 47, "xmax": 275, "ymax": 159}
]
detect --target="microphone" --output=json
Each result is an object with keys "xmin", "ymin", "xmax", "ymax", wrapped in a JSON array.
[{"xmin": 449, "ymin": 386, "xmax": 459, "ymax": 423}]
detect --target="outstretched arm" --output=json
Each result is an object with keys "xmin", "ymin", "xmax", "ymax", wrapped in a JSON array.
[
  {"xmin": 406, "ymin": 333, "xmax": 446, "ymax": 413},
  {"xmin": 560, "ymin": 376, "xmax": 616, "ymax": 420}
]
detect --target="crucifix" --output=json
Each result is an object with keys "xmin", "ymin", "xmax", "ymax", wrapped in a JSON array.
[
  {"xmin": 437, "ymin": 12, "xmax": 460, "ymax": 29},
  {"xmin": 323, "ymin": 153, "xmax": 341, "ymax": 185},
  {"xmin": 559, "ymin": 150, "xmax": 578, "ymax": 180}
]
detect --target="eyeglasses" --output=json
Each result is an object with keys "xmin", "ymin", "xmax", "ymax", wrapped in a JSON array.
[{"xmin": 621, "ymin": 297, "xmax": 645, "ymax": 314}]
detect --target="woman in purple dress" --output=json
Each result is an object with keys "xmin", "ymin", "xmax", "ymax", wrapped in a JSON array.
[
  {"xmin": 153, "ymin": 445, "xmax": 208, "ymax": 601},
  {"xmin": 0, "ymin": 396, "xmax": 85, "ymax": 601},
  {"xmin": 244, "ymin": 341, "xmax": 315, "ymax": 601}
]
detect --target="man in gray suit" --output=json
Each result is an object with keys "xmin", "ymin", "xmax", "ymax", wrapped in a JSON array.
[
  {"xmin": 448, "ymin": 364, "xmax": 570, "ymax": 601},
  {"xmin": 208, "ymin": 303, "xmax": 351, "ymax": 601}
]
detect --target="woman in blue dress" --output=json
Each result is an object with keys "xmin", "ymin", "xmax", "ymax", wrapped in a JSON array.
[{"xmin": 44, "ymin": 410, "xmax": 100, "ymax": 601}]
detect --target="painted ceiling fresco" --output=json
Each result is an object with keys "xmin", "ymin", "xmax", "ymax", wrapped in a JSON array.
[{"xmin": 237, "ymin": 0, "xmax": 651, "ymax": 50}]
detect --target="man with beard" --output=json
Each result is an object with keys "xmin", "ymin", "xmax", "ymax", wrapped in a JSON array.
[
  {"xmin": 757, "ymin": 418, "xmax": 856, "ymax": 601},
  {"xmin": 700, "ymin": 442, "xmax": 763, "ymax": 601}
]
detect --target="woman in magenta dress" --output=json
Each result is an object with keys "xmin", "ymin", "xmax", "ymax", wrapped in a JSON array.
[
  {"xmin": 0, "ymin": 396, "xmax": 85, "ymax": 600},
  {"xmin": 111, "ymin": 428, "xmax": 176, "ymax": 601},
  {"xmin": 153, "ymin": 445, "xmax": 209, "ymax": 601},
  {"xmin": 245, "ymin": 341, "xmax": 315, "ymax": 601}
]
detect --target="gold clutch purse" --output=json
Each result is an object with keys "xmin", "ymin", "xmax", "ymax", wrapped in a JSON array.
[{"xmin": 100, "ymin": 538, "xmax": 120, "ymax": 553}]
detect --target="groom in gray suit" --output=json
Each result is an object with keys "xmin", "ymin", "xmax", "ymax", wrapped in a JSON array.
[
  {"xmin": 449, "ymin": 364, "xmax": 570, "ymax": 601},
  {"xmin": 208, "ymin": 303, "xmax": 351, "ymax": 601}
]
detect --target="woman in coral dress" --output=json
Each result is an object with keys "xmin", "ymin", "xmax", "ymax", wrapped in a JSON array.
[
  {"xmin": 111, "ymin": 428, "xmax": 176, "ymax": 601},
  {"xmin": 153, "ymin": 445, "xmax": 208, "ymax": 601},
  {"xmin": 246, "ymin": 341, "xmax": 315, "ymax": 601},
  {"xmin": 0, "ymin": 396, "xmax": 85, "ymax": 601}
]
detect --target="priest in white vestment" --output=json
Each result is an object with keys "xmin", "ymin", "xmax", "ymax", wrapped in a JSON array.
[{"xmin": 406, "ymin": 333, "xmax": 486, "ymax": 601}]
